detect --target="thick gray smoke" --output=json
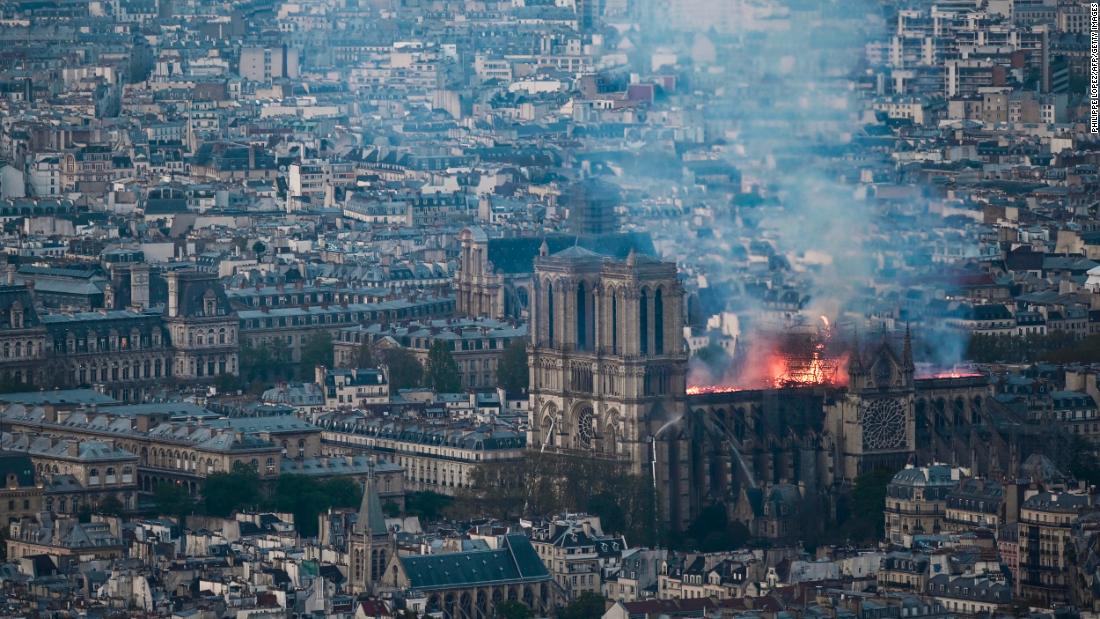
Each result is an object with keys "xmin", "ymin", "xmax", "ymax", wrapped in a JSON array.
[{"xmin": 596, "ymin": 0, "xmax": 976, "ymax": 383}]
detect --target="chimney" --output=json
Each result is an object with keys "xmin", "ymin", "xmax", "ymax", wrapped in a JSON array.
[
  {"xmin": 4, "ymin": 265, "xmax": 14, "ymax": 285},
  {"xmin": 166, "ymin": 272, "xmax": 179, "ymax": 318},
  {"xmin": 130, "ymin": 264, "xmax": 150, "ymax": 310},
  {"xmin": 42, "ymin": 405, "xmax": 57, "ymax": 423}
]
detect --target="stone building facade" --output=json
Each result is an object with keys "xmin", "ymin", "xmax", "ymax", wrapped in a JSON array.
[
  {"xmin": 0, "ymin": 268, "xmax": 239, "ymax": 401},
  {"xmin": 164, "ymin": 270, "xmax": 238, "ymax": 380},
  {"xmin": 0, "ymin": 404, "xmax": 287, "ymax": 497},
  {"xmin": 884, "ymin": 464, "xmax": 965, "ymax": 546},
  {"xmin": 527, "ymin": 245, "xmax": 690, "ymax": 528}
]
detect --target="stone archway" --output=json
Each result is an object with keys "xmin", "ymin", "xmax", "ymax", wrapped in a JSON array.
[
  {"xmin": 539, "ymin": 402, "xmax": 559, "ymax": 449},
  {"xmin": 600, "ymin": 408, "xmax": 622, "ymax": 456}
]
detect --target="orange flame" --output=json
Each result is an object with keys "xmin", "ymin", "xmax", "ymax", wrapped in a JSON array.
[{"xmin": 688, "ymin": 346, "xmax": 849, "ymax": 393}]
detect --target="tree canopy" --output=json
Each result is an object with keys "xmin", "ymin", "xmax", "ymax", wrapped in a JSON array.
[
  {"xmin": 379, "ymin": 347, "xmax": 424, "ymax": 391},
  {"xmin": 266, "ymin": 475, "xmax": 362, "ymax": 537},
  {"xmin": 424, "ymin": 341, "xmax": 461, "ymax": 392},
  {"xmin": 154, "ymin": 482, "xmax": 194, "ymax": 520},
  {"xmin": 203, "ymin": 462, "xmax": 263, "ymax": 516},
  {"xmin": 496, "ymin": 339, "xmax": 529, "ymax": 395},
  {"xmin": 154, "ymin": 465, "xmax": 364, "ymax": 537},
  {"xmin": 452, "ymin": 453, "xmax": 657, "ymax": 546},
  {"xmin": 300, "ymin": 331, "xmax": 334, "ymax": 370},
  {"xmin": 558, "ymin": 592, "xmax": 607, "ymax": 619},
  {"xmin": 495, "ymin": 600, "xmax": 534, "ymax": 619}
]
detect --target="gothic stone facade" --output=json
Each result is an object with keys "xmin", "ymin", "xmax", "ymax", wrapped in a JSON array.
[{"xmin": 528, "ymin": 246, "xmax": 691, "ymax": 528}]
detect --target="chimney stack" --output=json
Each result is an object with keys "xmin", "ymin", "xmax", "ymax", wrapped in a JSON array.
[
  {"xmin": 166, "ymin": 272, "xmax": 180, "ymax": 318},
  {"xmin": 130, "ymin": 264, "xmax": 150, "ymax": 311}
]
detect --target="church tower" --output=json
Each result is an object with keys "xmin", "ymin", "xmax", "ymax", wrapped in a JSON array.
[
  {"xmin": 347, "ymin": 472, "xmax": 393, "ymax": 595},
  {"xmin": 826, "ymin": 330, "xmax": 916, "ymax": 484},
  {"xmin": 528, "ymin": 246, "xmax": 691, "ymax": 528}
]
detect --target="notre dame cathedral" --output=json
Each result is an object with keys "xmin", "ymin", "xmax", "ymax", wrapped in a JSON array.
[
  {"xmin": 515, "ymin": 183, "xmax": 1047, "ymax": 534},
  {"xmin": 527, "ymin": 243, "xmax": 693, "ymax": 528}
]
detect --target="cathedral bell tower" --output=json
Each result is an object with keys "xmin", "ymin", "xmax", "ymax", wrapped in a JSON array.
[
  {"xmin": 347, "ymin": 471, "xmax": 394, "ymax": 595},
  {"xmin": 827, "ymin": 329, "xmax": 916, "ymax": 484},
  {"xmin": 528, "ymin": 246, "xmax": 692, "ymax": 529}
]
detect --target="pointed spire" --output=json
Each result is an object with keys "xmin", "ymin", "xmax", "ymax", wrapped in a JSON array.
[
  {"xmin": 538, "ymin": 239, "xmax": 549, "ymax": 257},
  {"xmin": 849, "ymin": 328, "xmax": 864, "ymax": 375},
  {"xmin": 902, "ymin": 323, "xmax": 914, "ymax": 370},
  {"xmin": 355, "ymin": 467, "xmax": 389, "ymax": 537},
  {"xmin": 626, "ymin": 247, "xmax": 637, "ymax": 266}
]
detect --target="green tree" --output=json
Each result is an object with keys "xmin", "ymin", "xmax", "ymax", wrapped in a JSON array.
[
  {"xmin": 677, "ymin": 504, "xmax": 751, "ymax": 551},
  {"xmin": 1067, "ymin": 435, "xmax": 1100, "ymax": 487},
  {"xmin": 404, "ymin": 491, "xmax": 454, "ymax": 521},
  {"xmin": 425, "ymin": 340, "xmax": 462, "ymax": 393},
  {"xmin": 0, "ymin": 376, "xmax": 33, "ymax": 394},
  {"xmin": 380, "ymin": 347, "xmax": 424, "ymax": 391},
  {"xmin": 827, "ymin": 468, "xmax": 895, "ymax": 544},
  {"xmin": 558, "ymin": 592, "xmax": 606, "ymax": 619},
  {"xmin": 496, "ymin": 339, "xmax": 529, "ymax": 395},
  {"xmin": 240, "ymin": 341, "xmax": 294, "ymax": 387},
  {"xmin": 452, "ymin": 452, "xmax": 658, "ymax": 546},
  {"xmin": 300, "ymin": 332, "xmax": 334, "ymax": 371},
  {"xmin": 353, "ymin": 342, "xmax": 377, "ymax": 368},
  {"xmin": 495, "ymin": 600, "xmax": 534, "ymax": 619},
  {"xmin": 214, "ymin": 372, "xmax": 241, "ymax": 394},
  {"xmin": 264, "ymin": 475, "xmax": 362, "ymax": 537},
  {"xmin": 97, "ymin": 495, "xmax": 126, "ymax": 517},
  {"xmin": 252, "ymin": 240, "xmax": 266, "ymax": 258},
  {"xmin": 1041, "ymin": 334, "xmax": 1100, "ymax": 364},
  {"xmin": 383, "ymin": 501, "xmax": 401, "ymax": 518},
  {"xmin": 203, "ymin": 462, "xmax": 262, "ymax": 517},
  {"xmin": 154, "ymin": 482, "xmax": 194, "ymax": 519}
]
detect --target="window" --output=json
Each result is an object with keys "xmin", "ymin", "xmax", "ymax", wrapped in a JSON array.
[
  {"xmin": 655, "ymin": 288, "xmax": 664, "ymax": 354},
  {"xmin": 547, "ymin": 282, "xmax": 554, "ymax": 343}
]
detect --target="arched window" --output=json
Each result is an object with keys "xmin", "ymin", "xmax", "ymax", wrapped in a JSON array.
[
  {"xmin": 611, "ymin": 293, "xmax": 618, "ymax": 353},
  {"xmin": 545, "ymin": 281, "xmax": 554, "ymax": 343},
  {"xmin": 639, "ymin": 289, "xmax": 648, "ymax": 354},
  {"xmin": 576, "ymin": 282, "xmax": 586, "ymax": 350},
  {"xmin": 655, "ymin": 288, "xmax": 664, "ymax": 354}
]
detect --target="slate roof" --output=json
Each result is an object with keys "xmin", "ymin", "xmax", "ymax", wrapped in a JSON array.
[
  {"xmin": 0, "ymin": 389, "xmax": 116, "ymax": 406},
  {"xmin": 399, "ymin": 534, "xmax": 550, "ymax": 591},
  {"xmin": 485, "ymin": 232, "xmax": 655, "ymax": 274},
  {"xmin": 354, "ymin": 474, "xmax": 389, "ymax": 537}
]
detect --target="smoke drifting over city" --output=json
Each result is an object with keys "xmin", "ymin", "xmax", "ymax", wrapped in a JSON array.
[
  {"xmin": 610, "ymin": 0, "xmax": 980, "ymax": 390},
  {"xmin": 0, "ymin": 0, "xmax": 1098, "ymax": 614}
]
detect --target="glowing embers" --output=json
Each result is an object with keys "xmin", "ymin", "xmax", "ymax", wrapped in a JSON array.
[
  {"xmin": 915, "ymin": 364, "xmax": 983, "ymax": 380},
  {"xmin": 688, "ymin": 318, "xmax": 849, "ymax": 393},
  {"xmin": 686, "ymin": 384, "xmax": 745, "ymax": 395}
]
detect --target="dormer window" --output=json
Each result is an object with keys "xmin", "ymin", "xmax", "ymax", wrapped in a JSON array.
[
  {"xmin": 11, "ymin": 301, "xmax": 23, "ymax": 329},
  {"xmin": 203, "ymin": 290, "xmax": 217, "ymax": 316}
]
